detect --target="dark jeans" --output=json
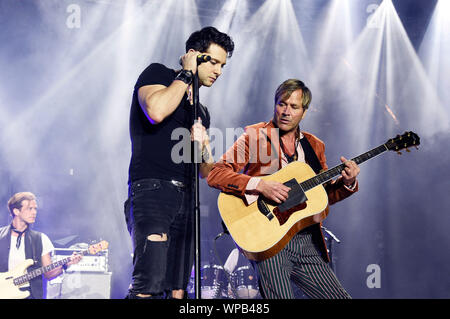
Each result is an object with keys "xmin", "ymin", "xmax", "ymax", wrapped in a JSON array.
[{"xmin": 124, "ymin": 178, "xmax": 194, "ymax": 297}]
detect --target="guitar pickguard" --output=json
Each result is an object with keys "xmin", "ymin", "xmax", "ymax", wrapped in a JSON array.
[
  {"xmin": 273, "ymin": 201, "xmax": 308, "ymax": 226},
  {"xmin": 257, "ymin": 178, "xmax": 308, "ymax": 226}
]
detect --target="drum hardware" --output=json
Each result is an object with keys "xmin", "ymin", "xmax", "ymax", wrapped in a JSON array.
[{"xmin": 321, "ymin": 226, "xmax": 340, "ymax": 272}]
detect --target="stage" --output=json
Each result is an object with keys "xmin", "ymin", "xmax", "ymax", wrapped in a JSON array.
[{"xmin": 0, "ymin": 0, "xmax": 449, "ymax": 299}]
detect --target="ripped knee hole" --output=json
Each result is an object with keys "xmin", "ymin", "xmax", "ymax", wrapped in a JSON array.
[{"xmin": 147, "ymin": 233, "xmax": 168, "ymax": 242}]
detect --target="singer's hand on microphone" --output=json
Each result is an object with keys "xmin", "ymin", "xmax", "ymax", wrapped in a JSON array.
[{"xmin": 180, "ymin": 49, "xmax": 200, "ymax": 74}]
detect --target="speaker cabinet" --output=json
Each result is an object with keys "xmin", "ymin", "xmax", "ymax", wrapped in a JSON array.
[{"xmin": 45, "ymin": 271, "xmax": 112, "ymax": 299}]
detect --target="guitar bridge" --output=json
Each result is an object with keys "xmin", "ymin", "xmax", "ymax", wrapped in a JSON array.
[{"xmin": 257, "ymin": 198, "xmax": 274, "ymax": 221}]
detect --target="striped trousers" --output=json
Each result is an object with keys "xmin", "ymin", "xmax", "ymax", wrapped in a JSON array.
[{"xmin": 253, "ymin": 228, "xmax": 351, "ymax": 299}]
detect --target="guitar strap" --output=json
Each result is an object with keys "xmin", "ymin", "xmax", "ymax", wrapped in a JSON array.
[
  {"xmin": 300, "ymin": 136, "xmax": 323, "ymax": 174},
  {"xmin": 299, "ymin": 135, "xmax": 331, "ymax": 262}
]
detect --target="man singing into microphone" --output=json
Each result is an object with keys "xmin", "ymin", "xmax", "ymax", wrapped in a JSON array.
[{"xmin": 124, "ymin": 26, "xmax": 234, "ymax": 299}]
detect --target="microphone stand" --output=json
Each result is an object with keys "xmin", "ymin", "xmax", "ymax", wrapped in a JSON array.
[{"xmin": 192, "ymin": 71, "xmax": 201, "ymax": 299}]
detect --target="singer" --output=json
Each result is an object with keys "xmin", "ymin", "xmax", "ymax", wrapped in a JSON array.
[{"xmin": 124, "ymin": 26, "xmax": 234, "ymax": 299}]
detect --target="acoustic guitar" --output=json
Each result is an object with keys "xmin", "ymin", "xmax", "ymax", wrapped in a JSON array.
[
  {"xmin": 217, "ymin": 132, "xmax": 420, "ymax": 261},
  {"xmin": 0, "ymin": 240, "xmax": 109, "ymax": 299}
]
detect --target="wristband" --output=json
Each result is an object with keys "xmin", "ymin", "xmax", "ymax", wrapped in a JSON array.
[{"xmin": 175, "ymin": 70, "xmax": 193, "ymax": 85}]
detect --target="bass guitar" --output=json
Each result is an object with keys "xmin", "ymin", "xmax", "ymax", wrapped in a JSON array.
[{"xmin": 0, "ymin": 240, "xmax": 108, "ymax": 299}]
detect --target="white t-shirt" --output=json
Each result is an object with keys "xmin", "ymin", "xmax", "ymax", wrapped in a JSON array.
[{"xmin": 8, "ymin": 232, "xmax": 55, "ymax": 271}]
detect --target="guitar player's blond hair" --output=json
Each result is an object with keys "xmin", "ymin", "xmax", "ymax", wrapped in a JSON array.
[
  {"xmin": 7, "ymin": 192, "xmax": 36, "ymax": 217},
  {"xmin": 274, "ymin": 79, "xmax": 312, "ymax": 110}
]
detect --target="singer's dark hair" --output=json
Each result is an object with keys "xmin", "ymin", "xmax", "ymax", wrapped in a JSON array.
[
  {"xmin": 186, "ymin": 26, "xmax": 234, "ymax": 57},
  {"xmin": 275, "ymin": 79, "xmax": 312, "ymax": 110}
]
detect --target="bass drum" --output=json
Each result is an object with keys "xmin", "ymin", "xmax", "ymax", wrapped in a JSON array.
[{"xmin": 233, "ymin": 266, "xmax": 260, "ymax": 299}]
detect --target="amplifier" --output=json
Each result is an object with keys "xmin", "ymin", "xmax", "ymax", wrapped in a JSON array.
[
  {"xmin": 46, "ymin": 272, "xmax": 112, "ymax": 299},
  {"xmin": 51, "ymin": 247, "xmax": 109, "ymax": 273}
]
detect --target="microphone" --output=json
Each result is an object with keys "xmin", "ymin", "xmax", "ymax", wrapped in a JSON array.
[
  {"xmin": 196, "ymin": 54, "xmax": 211, "ymax": 64},
  {"xmin": 179, "ymin": 54, "xmax": 211, "ymax": 66}
]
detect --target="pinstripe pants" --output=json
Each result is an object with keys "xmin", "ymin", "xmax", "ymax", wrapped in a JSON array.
[{"xmin": 253, "ymin": 228, "xmax": 351, "ymax": 299}]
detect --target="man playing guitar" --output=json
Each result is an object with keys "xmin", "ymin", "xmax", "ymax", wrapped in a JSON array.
[
  {"xmin": 0, "ymin": 192, "xmax": 82, "ymax": 299},
  {"xmin": 207, "ymin": 79, "xmax": 360, "ymax": 299}
]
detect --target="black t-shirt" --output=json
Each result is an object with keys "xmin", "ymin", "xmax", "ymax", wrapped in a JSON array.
[{"xmin": 128, "ymin": 63, "xmax": 210, "ymax": 184}]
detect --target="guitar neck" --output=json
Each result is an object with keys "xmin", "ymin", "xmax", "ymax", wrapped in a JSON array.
[
  {"xmin": 300, "ymin": 143, "xmax": 388, "ymax": 191},
  {"xmin": 13, "ymin": 250, "xmax": 87, "ymax": 286}
]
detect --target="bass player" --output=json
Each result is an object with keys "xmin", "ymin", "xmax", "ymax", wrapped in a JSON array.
[{"xmin": 0, "ymin": 192, "xmax": 81, "ymax": 299}]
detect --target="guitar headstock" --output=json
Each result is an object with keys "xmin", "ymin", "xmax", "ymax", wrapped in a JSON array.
[
  {"xmin": 385, "ymin": 131, "xmax": 420, "ymax": 154},
  {"xmin": 88, "ymin": 240, "xmax": 109, "ymax": 255}
]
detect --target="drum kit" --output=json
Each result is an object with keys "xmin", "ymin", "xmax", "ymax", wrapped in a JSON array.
[
  {"xmin": 187, "ymin": 248, "xmax": 261, "ymax": 299},
  {"xmin": 186, "ymin": 226, "xmax": 340, "ymax": 299},
  {"xmin": 187, "ymin": 263, "xmax": 261, "ymax": 299}
]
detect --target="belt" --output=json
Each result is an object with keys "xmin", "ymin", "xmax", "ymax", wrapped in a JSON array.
[
  {"xmin": 171, "ymin": 180, "xmax": 185, "ymax": 188},
  {"xmin": 129, "ymin": 179, "xmax": 186, "ymax": 194}
]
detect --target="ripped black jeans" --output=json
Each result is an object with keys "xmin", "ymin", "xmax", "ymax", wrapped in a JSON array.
[{"xmin": 124, "ymin": 178, "xmax": 194, "ymax": 297}]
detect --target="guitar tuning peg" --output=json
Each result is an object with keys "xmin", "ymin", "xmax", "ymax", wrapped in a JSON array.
[
  {"xmin": 406, "ymin": 148, "xmax": 411, "ymax": 152},
  {"xmin": 397, "ymin": 151, "xmax": 402, "ymax": 155}
]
